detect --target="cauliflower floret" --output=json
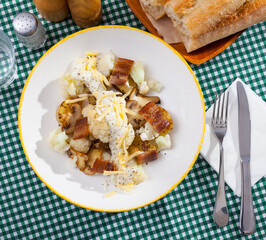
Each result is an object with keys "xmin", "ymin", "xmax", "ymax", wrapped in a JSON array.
[
  {"xmin": 155, "ymin": 134, "xmax": 171, "ymax": 151},
  {"xmin": 97, "ymin": 52, "xmax": 115, "ymax": 77},
  {"xmin": 139, "ymin": 80, "xmax": 150, "ymax": 94},
  {"xmin": 125, "ymin": 124, "xmax": 135, "ymax": 148},
  {"xmin": 127, "ymin": 160, "xmax": 147, "ymax": 185},
  {"xmin": 82, "ymin": 104, "xmax": 110, "ymax": 143},
  {"xmin": 60, "ymin": 73, "xmax": 85, "ymax": 98},
  {"xmin": 70, "ymin": 137, "xmax": 91, "ymax": 153},
  {"xmin": 72, "ymin": 56, "xmax": 97, "ymax": 72},
  {"xmin": 102, "ymin": 152, "xmax": 111, "ymax": 161},
  {"xmin": 138, "ymin": 122, "xmax": 159, "ymax": 141},
  {"xmin": 47, "ymin": 128, "xmax": 70, "ymax": 153},
  {"xmin": 147, "ymin": 78, "xmax": 163, "ymax": 92},
  {"xmin": 112, "ymin": 160, "xmax": 147, "ymax": 187},
  {"xmin": 130, "ymin": 61, "xmax": 150, "ymax": 94},
  {"xmin": 72, "ymin": 57, "xmax": 88, "ymax": 70},
  {"xmin": 68, "ymin": 155, "xmax": 77, "ymax": 168},
  {"xmin": 130, "ymin": 61, "xmax": 145, "ymax": 86},
  {"xmin": 131, "ymin": 163, "xmax": 147, "ymax": 184}
]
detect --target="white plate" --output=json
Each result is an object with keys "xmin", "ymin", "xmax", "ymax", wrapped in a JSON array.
[{"xmin": 18, "ymin": 26, "xmax": 205, "ymax": 212}]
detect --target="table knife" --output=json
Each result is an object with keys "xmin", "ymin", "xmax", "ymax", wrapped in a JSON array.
[{"xmin": 237, "ymin": 81, "xmax": 256, "ymax": 235}]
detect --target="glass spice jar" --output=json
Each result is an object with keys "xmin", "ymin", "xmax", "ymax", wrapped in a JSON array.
[{"xmin": 13, "ymin": 12, "xmax": 47, "ymax": 50}]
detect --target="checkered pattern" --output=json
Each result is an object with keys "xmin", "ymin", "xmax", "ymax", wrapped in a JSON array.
[{"xmin": 0, "ymin": 0, "xmax": 265, "ymax": 239}]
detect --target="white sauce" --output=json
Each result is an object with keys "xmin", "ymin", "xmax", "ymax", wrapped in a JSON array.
[{"xmin": 71, "ymin": 64, "xmax": 134, "ymax": 163}]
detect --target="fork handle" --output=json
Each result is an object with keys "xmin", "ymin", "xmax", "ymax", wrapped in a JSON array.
[
  {"xmin": 240, "ymin": 161, "xmax": 256, "ymax": 235},
  {"xmin": 213, "ymin": 145, "xmax": 229, "ymax": 227}
]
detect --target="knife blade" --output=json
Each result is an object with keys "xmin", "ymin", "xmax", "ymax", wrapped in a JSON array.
[
  {"xmin": 237, "ymin": 82, "xmax": 251, "ymax": 162},
  {"xmin": 237, "ymin": 81, "xmax": 256, "ymax": 235}
]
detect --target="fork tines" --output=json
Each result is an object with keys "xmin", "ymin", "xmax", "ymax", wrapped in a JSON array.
[{"xmin": 212, "ymin": 92, "xmax": 229, "ymax": 126}]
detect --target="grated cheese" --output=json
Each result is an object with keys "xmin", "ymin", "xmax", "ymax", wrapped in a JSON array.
[
  {"xmin": 91, "ymin": 69, "xmax": 112, "ymax": 87},
  {"xmin": 86, "ymin": 57, "xmax": 97, "ymax": 70},
  {"xmin": 125, "ymin": 151, "xmax": 143, "ymax": 163},
  {"xmin": 97, "ymin": 92, "xmax": 121, "ymax": 105},
  {"xmin": 104, "ymin": 191, "xmax": 117, "ymax": 198},
  {"xmin": 120, "ymin": 102, "xmax": 128, "ymax": 125},
  {"xmin": 112, "ymin": 99, "xmax": 127, "ymax": 126},
  {"xmin": 102, "ymin": 75, "xmax": 112, "ymax": 87},
  {"xmin": 120, "ymin": 90, "xmax": 131, "ymax": 101},
  {"xmin": 96, "ymin": 107, "xmax": 112, "ymax": 122},
  {"xmin": 65, "ymin": 97, "xmax": 87, "ymax": 104},
  {"xmin": 112, "ymin": 102, "xmax": 122, "ymax": 127},
  {"xmin": 93, "ymin": 91, "xmax": 99, "ymax": 98},
  {"xmin": 125, "ymin": 108, "xmax": 143, "ymax": 119},
  {"xmin": 103, "ymin": 171, "xmax": 127, "ymax": 176},
  {"xmin": 78, "ymin": 93, "xmax": 91, "ymax": 98},
  {"xmin": 117, "ymin": 128, "xmax": 128, "ymax": 148},
  {"xmin": 85, "ymin": 52, "xmax": 99, "ymax": 57},
  {"xmin": 117, "ymin": 182, "xmax": 135, "ymax": 192}
]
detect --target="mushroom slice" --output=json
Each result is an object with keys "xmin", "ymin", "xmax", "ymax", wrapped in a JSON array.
[
  {"xmin": 115, "ymin": 77, "xmax": 138, "ymax": 94},
  {"xmin": 139, "ymin": 102, "xmax": 172, "ymax": 133},
  {"xmin": 109, "ymin": 58, "xmax": 134, "ymax": 85},
  {"xmin": 126, "ymin": 88, "xmax": 160, "ymax": 129},
  {"xmin": 73, "ymin": 117, "xmax": 90, "ymax": 140},
  {"xmin": 133, "ymin": 135, "xmax": 158, "ymax": 153},
  {"xmin": 67, "ymin": 148, "xmax": 88, "ymax": 171},
  {"xmin": 130, "ymin": 138, "xmax": 158, "ymax": 164},
  {"xmin": 56, "ymin": 101, "xmax": 82, "ymax": 134},
  {"xmin": 136, "ymin": 150, "xmax": 158, "ymax": 164},
  {"xmin": 83, "ymin": 145, "xmax": 103, "ymax": 175},
  {"xmin": 126, "ymin": 100, "xmax": 145, "ymax": 129},
  {"xmin": 128, "ymin": 88, "xmax": 160, "ymax": 108},
  {"xmin": 80, "ymin": 95, "xmax": 96, "ymax": 109},
  {"xmin": 87, "ymin": 95, "xmax": 96, "ymax": 105}
]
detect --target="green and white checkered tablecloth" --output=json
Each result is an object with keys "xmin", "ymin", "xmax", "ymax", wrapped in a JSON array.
[{"xmin": 0, "ymin": 0, "xmax": 265, "ymax": 239}]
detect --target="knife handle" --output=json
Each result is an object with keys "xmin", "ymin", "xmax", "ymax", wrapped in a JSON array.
[{"xmin": 240, "ymin": 161, "xmax": 256, "ymax": 235}]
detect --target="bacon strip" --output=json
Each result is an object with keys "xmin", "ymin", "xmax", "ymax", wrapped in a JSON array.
[
  {"xmin": 139, "ymin": 102, "xmax": 171, "ymax": 133},
  {"xmin": 136, "ymin": 150, "xmax": 158, "ymax": 164},
  {"xmin": 90, "ymin": 158, "xmax": 116, "ymax": 173},
  {"xmin": 73, "ymin": 117, "xmax": 90, "ymax": 140},
  {"xmin": 109, "ymin": 58, "xmax": 134, "ymax": 85}
]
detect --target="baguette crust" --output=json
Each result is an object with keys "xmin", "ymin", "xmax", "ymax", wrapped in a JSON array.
[
  {"xmin": 165, "ymin": 0, "xmax": 266, "ymax": 52},
  {"xmin": 166, "ymin": 0, "xmax": 246, "ymax": 37},
  {"xmin": 140, "ymin": 0, "xmax": 168, "ymax": 20},
  {"xmin": 191, "ymin": 0, "xmax": 266, "ymax": 52}
]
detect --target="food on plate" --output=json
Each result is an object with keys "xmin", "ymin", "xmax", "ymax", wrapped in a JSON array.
[
  {"xmin": 140, "ymin": 0, "xmax": 266, "ymax": 52},
  {"xmin": 48, "ymin": 52, "xmax": 173, "ymax": 193}
]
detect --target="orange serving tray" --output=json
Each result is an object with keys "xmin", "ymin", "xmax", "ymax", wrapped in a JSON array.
[{"xmin": 126, "ymin": 0, "xmax": 244, "ymax": 64}]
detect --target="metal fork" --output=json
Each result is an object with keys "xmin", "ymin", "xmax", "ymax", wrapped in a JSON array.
[{"xmin": 212, "ymin": 91, "xmax": 229, "ymax": 227}]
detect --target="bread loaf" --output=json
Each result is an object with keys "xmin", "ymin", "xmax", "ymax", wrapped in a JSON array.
[
  {"xmin": 165, "ymin": 0, "xmax": 266, "ymax": 52},
  {"xmin": 140, "ymin": 0, "xmax": 168, "ymax": 20}
]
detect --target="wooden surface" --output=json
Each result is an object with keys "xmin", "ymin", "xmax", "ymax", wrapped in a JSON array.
[
  {"xmin": 33, "ymin": 0, "xmax": 69, "ymax": 22},
  {"xmin": 67, "ymin": 0, "xmax": 102, "ymax": 28},
  {"xmin": 126, "ymin": 0, "xmax": 244, "ymax": 65}
]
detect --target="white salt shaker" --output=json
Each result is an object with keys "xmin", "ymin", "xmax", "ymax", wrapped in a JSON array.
[{"xmin": 13, "ymin": 12, "xmax": 47, "ymax": 50}]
